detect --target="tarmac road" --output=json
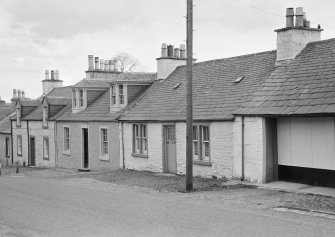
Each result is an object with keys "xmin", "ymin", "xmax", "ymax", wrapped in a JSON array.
[{"xmin": 0, "ymin": 175, "xmax": 334, "ymax": 237}]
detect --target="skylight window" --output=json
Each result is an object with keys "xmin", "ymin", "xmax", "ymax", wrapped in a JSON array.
[
  {"xmin": 234, "ymin": 76, "xmax": 244, "ymax": 83},
  {"xmin": 173, "ymin": 83, "xmax": 182, "ymax": 89}
]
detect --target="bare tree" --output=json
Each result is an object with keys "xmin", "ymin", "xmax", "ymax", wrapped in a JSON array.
[{"xmin": 112, "ymin": 52, "xmax": 139, "ymax": 72}]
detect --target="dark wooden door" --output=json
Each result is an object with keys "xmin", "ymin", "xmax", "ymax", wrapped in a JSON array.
[
  {"xmin": 30, "ymin": 137, "xmax": 36, "ymax": 166},
  {"xmin": 83, "ymin": 128, "xmax": 89, "ymax": 168}
]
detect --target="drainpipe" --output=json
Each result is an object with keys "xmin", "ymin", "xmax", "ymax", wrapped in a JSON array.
[
  {"xmin": 54, "ymin": 121, "xmax": 58, "ymax": 167},
  {"xmin": 27, "ymin": 120, "xmax": 30, "ymax": 166},
  {"xmin": 10, "ymin": 119, "xmax": 13, "ymax": 165},
  {"xmin": 121, "ymin": 122, "xmax": 125, "ymax": 169},
  {"xmin": 241, "ymin": 116, "xmax": 245, "ymax": 181}
]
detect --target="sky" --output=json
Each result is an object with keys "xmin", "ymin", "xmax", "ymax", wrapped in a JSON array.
[{"xmin": 1, "ymin": 0, "xmax": 335, "ymax": 101}]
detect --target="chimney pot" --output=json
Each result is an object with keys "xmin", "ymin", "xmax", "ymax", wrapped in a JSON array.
[
  {"xmin": 174, "ymin": 48, "xmax": 180, "ymax": 58},
  {"xmin": 295, "ymin": 7, "xmax": 304, "ymax": 27},
  {"xmin": 161, "ymin": 43, "xmax": 168, "ymax": 57},
  {"xmin": 22, "ymin": 91, "xmax": 25, "ymax": 98},
  {"xmin": 109, "ymin": 60, "xmax": 114, "ymax": 71},
  {"xmin": 50, "ymin": 70, "xmax": 55, "ymax": 80},
  {"xmin": 285, "ymin": 8, "xmax": 294, "ymax": 27},
  {"xmin": 88, "ymin": 55, "xmax": 94, "ymax": 70},
  {"xmin": 13, "ymin": 89, "xmax": 17, "ymax": 98},
  {"xmin": 105, "ymin": 60, "xmax": 109, "ymax": 71},
  {"xmin": 114, "ymin": 59, "xmax": 119, "ymax": 72},
  {"xmin": 167, "ymin": 45, "xmax": 174, "ymax": 57},
  {"xmin": 100, "ymin": 59, "xmax": 105, "ymax": 71},
  {"xmin": 95, "ymin": 57, "xmax": 100, "ymax": 70},
  {"xmin": 55, "ymin": 70, "xmax": 60, "ymax": 80},
  {"xmin": 17, "ymin": 90, "xmax": 21, "ymax": 98},
  {"xmin": 45, "ymin": 70, "xmax": 50, "ymax": 80},
  {"xmin": 180, "ymin": 44, "xmax": 186, "ymax": 58}
]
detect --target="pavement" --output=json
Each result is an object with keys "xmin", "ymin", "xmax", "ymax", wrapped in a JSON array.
[
  {"xmin": 1, "ymin": 175, "xmax": 335, "ymax": 236},
  {"xmin": 253, "ymin": 181, "xmax": 335, "ymax": 197}
]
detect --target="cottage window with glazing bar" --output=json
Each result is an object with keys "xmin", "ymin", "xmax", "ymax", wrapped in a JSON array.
[
  {"xmin": 63, "ymin": 127, "xmax": 70, "ymax": 153},
  {"xmin": 192, "ymin": 125, "xmax": 210, "ymax": 162},
  {"xmin": 132, "ymin": 124, "xmax": 148, "ymax": 156}
]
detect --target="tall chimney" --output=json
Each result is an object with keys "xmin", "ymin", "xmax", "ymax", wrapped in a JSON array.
[
  {"xmin": 13, "ymin": 89, "xmax": 17, "ymax": 98},
  {"xmin": 100, "ymin": 59, "xmax": 105, "ymax": 71},
  {"xmin": 95, "ymin": 57, "xmax": 100, "ymax": 70},
  {"xmin": 88, "ymin": 55, "xmax": 94, "ymax": 70},
  {"xmin": 45, "ymin": 70, "xmax": 50, "ymax": 80},
  {"xmin": 109, "ymin": 60, "xmax": 114, "ymax": 71},
  {"xmin": 17, "ymin": 90, "xmax": 21, "ymax": 98},
  {"xmin": 295, "ymin": 7, "xmax": 304, "ymax": 27},
  {"xmin": 50, "ymin": 70, "xmax": 55, "ymax": 80},
  {"xmin": 180, "ymin": 44, "xmax": 186, "ymax": 58},
  {"xmin": 161, "ymin": 43, "xmax": 168, "ymax": 57},
  {"xmin": 286, "ymin": 8, "xmax": 294, "ymax": 27}
]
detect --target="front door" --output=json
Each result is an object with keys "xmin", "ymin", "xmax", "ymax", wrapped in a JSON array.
[
  {"xmin": 82, "ymin": 128, "xmax": 89, "ymax": 169},
  {"xmin": 164, "ymin": 125, "xmax": 176, "ymax": 173},
  {"xmin": 30, "ymin": 137, "xmax": 36, "ymax": 166}
]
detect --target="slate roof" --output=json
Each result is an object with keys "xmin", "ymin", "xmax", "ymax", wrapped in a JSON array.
[
  {"xmin": 0, "ymin": 104, "xmax": 14, "ymax": 134},
  {"xmin": 22, "ymin": 87, "xmax": 72, "ymax": 121},
  {"xmin": 236, "ymin": 38, "xmax": 335, "ymax": 116},
  {"xmin": 120, "ymin": 50, "xmax": 277, "ymax": 121}
]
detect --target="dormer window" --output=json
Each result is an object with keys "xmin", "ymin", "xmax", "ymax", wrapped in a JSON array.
[
  {"xmin": 16, "ymin": 107, "xmax": 21, "ymax": 126},
  {"xmin": 111, "ymin": 85, "xmax": 116, "ymax": 105},
  {"xmin": 79, "ymin": 89, "xmax": 84, "ymax": 107},
  {"xmin": 43, "ymin": 106, "xmax": 48, "ymax": 128},
  {"xmin": 119, "ymin": 85, "xmax": 124, "ymax": 105}
]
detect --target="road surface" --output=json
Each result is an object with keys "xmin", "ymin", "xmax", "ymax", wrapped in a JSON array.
[{"xmin": 0, "ymin": 175, "xmax": 334, "ymax": 236}]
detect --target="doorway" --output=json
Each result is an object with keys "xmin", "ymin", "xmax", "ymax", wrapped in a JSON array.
[
  {"xmin": 82, "ymin": 128, "xmax": 89, "ymax": 169},
  {"xmin": 163, "ymin": 125, "xmax": 177, "ymax": 174},
  {"xmin": 29, "ymin": 137, "xmax": 36, "ymax": 166}
]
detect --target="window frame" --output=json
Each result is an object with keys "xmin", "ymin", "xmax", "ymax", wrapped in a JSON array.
[
  {"xmin": 16, "ymin": 107, "xmax": 21, "ymax": 127},
  {"xmin": 132, "ymin": 124, "xmax": 148, "ymax": 157},
  {"xmin": 17, "ymin": 135, "xmax": 22, "ymax": 157},
  {"xmin": 43, "ymin": 136, "xmax": 50, "ymax": 160},
  {"xmin": 42, "ymin": 106, "xmax": 48, "ymax": 128},
  {"xmin": 79, "ymin": 89, "xmax": 84, "ymax": 107},
  {"xmin": 192, "ymin": 124, "xmax": 211, "ymax": 165},
  {"xmin": 72, "ymin": 89, "xmax": 77, "ymax": 108},
  {"xmin": 119, "ymin": 84, "xmax": 124, "ymax": 105},
  {"xmin": 99, "ymin": 127, "xmax": 109, "ymax": 161},
  {"xmin": 63, "ymin": 126, "xmax": 70, "ymax": 155},
  {"xmin": 111, "ymin": 85, "xmax": 116, "ymax": 106}
]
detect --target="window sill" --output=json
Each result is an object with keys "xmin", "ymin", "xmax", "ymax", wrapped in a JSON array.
[
  {"xmin": 99, "ymin": 156, "xmax": 110, "ymax": 161},
  {"xmin": 63, "ymin": 151, "xmax": 71, "ymax": 156},
  {"xmin": 193, "ymin": 160, "xmax": 212, "ymax": 166},
  {"xmin": 131, "ymin": 153, "xmax": 148, "ymax": 158}
]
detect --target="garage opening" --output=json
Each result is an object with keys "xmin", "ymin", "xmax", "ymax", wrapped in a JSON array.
[{"xmin": 277, "ymin": 117, "xmax": 335, "ymax": 188}]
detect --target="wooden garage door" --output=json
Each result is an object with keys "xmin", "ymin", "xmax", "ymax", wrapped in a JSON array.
[{"xmin": 277, "ymin": 117, "xmax": 335, "ymax": 170}]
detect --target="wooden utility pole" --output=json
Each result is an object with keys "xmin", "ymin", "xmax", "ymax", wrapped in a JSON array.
[{"xmin": 186, "ymin": 0, "xmax": 193, "ymax": 191}]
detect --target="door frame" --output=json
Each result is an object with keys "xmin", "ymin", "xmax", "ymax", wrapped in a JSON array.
[
  {"xmin": 81, "ymin": 126, "xmax": 89, "ymax": 169},
  {"xmin": 29, "ymin": 136, "xmax": 36, "ymax": 167},
  {"xmin": 162, "ymin": 124, "xmax": 176, "ymax": 173}
]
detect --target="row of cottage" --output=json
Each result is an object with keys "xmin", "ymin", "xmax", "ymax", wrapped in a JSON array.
[{"xmin": 1, "ymin": 7, "xmax": 335, "ymax": 187}]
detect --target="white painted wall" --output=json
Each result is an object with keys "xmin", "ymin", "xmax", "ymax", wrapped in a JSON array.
[
  {"xmin": 277, "ymin": 117, "xmax": 335, "ymax": 170},
  {"xmin": 233, "ymin": 117, "xmax": 266, "ymax": 183},
  {"xmin": 157, "ymin": 58, "xmax": 186, "ymax": 80},
  {"xmin": 123, "ymin": 121, "xmax": 234, "ymax": 178}
]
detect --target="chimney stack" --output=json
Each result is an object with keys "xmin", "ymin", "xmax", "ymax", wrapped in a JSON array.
[
  {"xmin": 275, "ymin": 7, "xmax": 322, "ymax": 64},
  {"xmin": 286, "ymin": 8, "xmax": 294, "ymax": 27},
  {"xmin": 45, "ymin": 70, "xmax": 50, "ymax": 80},
  {"xmin": 13, "ymin": 89, "xmax": 17, "ymax": 98},
  {"xmin": 95, "ymin": 57, "xmax": 100, "ymax": 70},
  {"xmin": 161, "ymin": 43, "xmax": 168, "ymax": 57},
  {"xmin": 88, "ymin": 55, "xmax": 94, "ymax": 70}
]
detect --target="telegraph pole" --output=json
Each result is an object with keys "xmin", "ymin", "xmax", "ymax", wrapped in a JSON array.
[{"xmin": 186, "ymin": 0, "xmax": 193, "ymax": 191}]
